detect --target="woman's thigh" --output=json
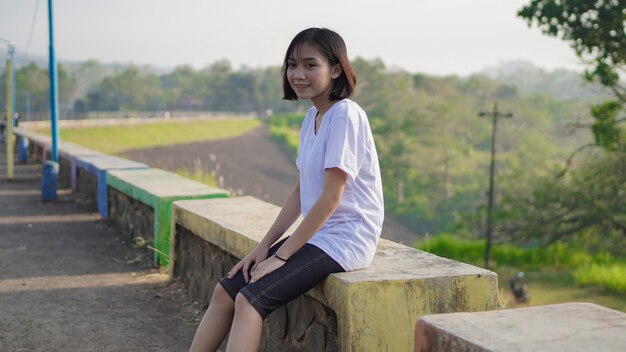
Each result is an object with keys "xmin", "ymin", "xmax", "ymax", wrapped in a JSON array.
[{"xmin": 218, "ymin": 239, "xmax": 344, "ymax": 319}]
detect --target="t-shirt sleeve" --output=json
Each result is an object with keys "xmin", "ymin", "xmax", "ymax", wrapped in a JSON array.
[{"xmin": 324, "ymin": 110, "xmax": 360, "ymax": 180}]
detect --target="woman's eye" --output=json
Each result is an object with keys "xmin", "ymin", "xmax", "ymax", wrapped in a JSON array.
[{"xmin": 306, "ymin": 64, "xmax": 316, "ymax": 69}]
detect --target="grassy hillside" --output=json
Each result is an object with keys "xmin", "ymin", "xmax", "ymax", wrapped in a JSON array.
[{"xmin": 37, "ymin": 118, "xmax": 261, "ymax": 154}]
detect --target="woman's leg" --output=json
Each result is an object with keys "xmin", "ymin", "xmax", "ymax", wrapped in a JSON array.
[
  {"xmin": 224, "ymin": 293, "xmax": 264, "ymax": 352},
  {"xmin": 223, "ymin": 243, "xmax": 344, "ymax": 351},
  {"xmin": 189, "ymin": 283, "xmax": 235, "ymax": 352}
]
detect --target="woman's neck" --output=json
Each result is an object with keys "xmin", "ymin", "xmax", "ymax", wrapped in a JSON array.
[{"xmin": 312, "ymin": 97, "xmax": 337, "ymax": 116}]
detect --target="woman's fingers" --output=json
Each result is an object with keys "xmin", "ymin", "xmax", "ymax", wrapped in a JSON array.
[
  {"xmin": 227, "ymin": 260, "xmax": 243, "ymax": 279},
  {"xmin": 242, "ymin": 260, "xmax": 251, "ymax": 283},
  {"xmin": 250, "ymin": 257, "xmax": 284, "ymax": 283},
  {"xmin": 226, "ymin": 247, "xmax": 270, "ymax": 281}
]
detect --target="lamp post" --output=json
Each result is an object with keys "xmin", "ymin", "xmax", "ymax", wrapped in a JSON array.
[
  {"xmin": 0, "ymin": 38, "xmax": 15, "ymax": 179},
  {"xmin": 47, "ymin": 0, "xmax": 60, "ymax": 163}
]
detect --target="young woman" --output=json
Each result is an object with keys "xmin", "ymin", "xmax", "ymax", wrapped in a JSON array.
[{"xmin": 189, "ymin": 27, "xmax": 384, "ymax": 352}]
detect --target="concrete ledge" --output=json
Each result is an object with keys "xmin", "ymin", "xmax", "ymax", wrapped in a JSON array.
[
  {"xmin": 107, "ymin": 168, "xmax": 229, "ymax": 266},
  {"xmin": 172, "ymin": 196, "xmax": 499, "ymax": 351},
  {"xmin": 14, "ymin": 128, "xmax": 104, "ymax": 190},
  {"xmin": 415, "ymin": 302, "xmax": 626, "ymax": 352},
  {"xmin": 14, "ymin": 128, "xmax": 52, "ymax": 162},
  {"xmin": 57, "ymin": 143, "xmax": 104, "ymax": 191},
  {"xmin": 74, "ymin": 155, "xmax": 149, "ymax": 218}
]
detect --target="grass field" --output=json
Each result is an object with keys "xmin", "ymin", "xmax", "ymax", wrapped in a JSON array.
[
  {"xmin": 497, "ymin": 266, "xmax": 626, "ymax": 312},
  {"xmin": 37, "ymin": 118, "xmax": 261, "ymax": 187},
  {"xmin": 418, "ymin": 235, "xmax": 626, "ymax": 313},
  {"xmin": 38, "ymin": 118, "xmax": 262, "ymax": 154}
]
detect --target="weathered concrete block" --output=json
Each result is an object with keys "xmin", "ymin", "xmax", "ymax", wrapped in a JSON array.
[
  {"xmin": 107, "ymin": 168, "xmax": 228, "ymax": 266},
  {"xmin": 58, "ymin": 142, "xmax": 104, "ymax": 191},
  {"xmin": 14, "ymin": 129, "xmax": 50, "ymax": 163},
  {"xmin": 171, "ymin": 196, "xmax": 499, "ymax": 351},
  {"xmin": 75, "ymin": 155, "xmax": 149, "ymax": 218},
  {"xmin": 415, "ymin": 302, "xmax": 626, "ymax": 352}
]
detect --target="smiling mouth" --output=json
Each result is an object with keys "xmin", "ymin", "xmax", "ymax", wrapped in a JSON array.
[{"xmin": 293, "ymin": 84, "xmax": 310, "ymax": 89}]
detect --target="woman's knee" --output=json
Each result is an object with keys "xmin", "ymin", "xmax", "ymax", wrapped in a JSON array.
[
  {"xmin": 234, "ymin": 293, "xmax": 256, "ymax": 314},
  {"xmin": 211, "ymin": 283, "xmax": 235, "ymax": 309}
]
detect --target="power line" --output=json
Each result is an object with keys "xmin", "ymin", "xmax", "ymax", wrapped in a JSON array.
[{"xmin": 24, "ymin": 0, "xmax": 41, "ymax": 58}]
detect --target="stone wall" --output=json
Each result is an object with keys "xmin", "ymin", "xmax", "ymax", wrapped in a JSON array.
[
  {"xmin": 173, "ymin": 225, "xmax": 339, "ymax": 352},
  {"xmin": 108, "ymin": 188, "xmax": 155, "ymax": 243},
  {"xmin": 171, "ymin": 197, "xmax": 499, "ymax": 351},
  {"xmin": 28, "ymin": 142, "xmax": 44, "ymax": 162},
  {"xmin": 77, "ymin": 168, "xmax": 98, "ymax": 209},
  {"xmin": 59, "ymin": 157, "xmax": 72, "ymax": 189}
]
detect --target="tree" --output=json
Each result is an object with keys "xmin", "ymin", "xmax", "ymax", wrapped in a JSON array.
[
  {"xmin": 518, "ymin": 0, "xmax": 625, "ymax": 151},
  {"xmin": 0, "ymin": 62, "xmax": 76, "ymax": 118},
  {"xmin": 496, "ymin": 152, "xmax": 626, "ymax": 256},
  {"xmin": 86, "ymin": 65, "xmax": 160, "ymax": 112},
  {"xmin": 485, "ymin": 2, "xmax": 626, "ymax": 254}
]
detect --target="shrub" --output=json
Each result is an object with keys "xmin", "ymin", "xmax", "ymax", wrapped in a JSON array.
[{"xmin": 574, "ymin": 263, "xmax": 626, "ymax": 294}]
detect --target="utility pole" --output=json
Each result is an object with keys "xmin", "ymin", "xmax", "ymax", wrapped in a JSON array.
[
  {"xmin": 479, "ymin": 102, "xmax": 512, "ymax": 269},
  {"xmin": 0, "ymin": 38, "xmax": 14, "ymax": 179}
]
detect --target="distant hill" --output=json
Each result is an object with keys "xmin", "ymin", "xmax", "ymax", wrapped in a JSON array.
[
  {"xmin": 12, "ymin": 49, "xmax": 173, "ymax": 75},
  {"xmin": 480, "ymin": 60, "xmax": 611, "ymax": 103}
]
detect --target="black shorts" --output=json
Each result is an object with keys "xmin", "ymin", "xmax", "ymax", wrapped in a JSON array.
[{"xmin": 219, "ymin": 237, "xmax": 344, "ymax": 319}]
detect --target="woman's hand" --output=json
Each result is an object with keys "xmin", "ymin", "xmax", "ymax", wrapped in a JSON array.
[
  {"xmin": 227, "ymin": 244, "xmax": 270, "ymax": 282},
  {"xmin": 250, "ymin": 255, "xmax": 286, "ymax": 283}
]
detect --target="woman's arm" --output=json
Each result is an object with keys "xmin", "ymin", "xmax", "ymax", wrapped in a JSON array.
[
  {"xmin": 259, "ymin": 178, "xmax": 302, "ymax": 249},
  {"xmin": 228, "ymin": 178, "xmax": 301, "ymax": 282},
  {"xmin": 250, "ymin": 168, "xmax": 347, "ymax": 282}
]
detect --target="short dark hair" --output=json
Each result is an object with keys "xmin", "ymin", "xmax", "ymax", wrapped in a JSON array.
[{"xmin": 282, "ymin": 28, "xmax": 357, "ymax": 101}]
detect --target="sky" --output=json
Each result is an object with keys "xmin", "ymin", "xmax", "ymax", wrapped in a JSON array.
[{"xmin": 0, "ymin": 0, "xmax": 584, "ymax": 76}]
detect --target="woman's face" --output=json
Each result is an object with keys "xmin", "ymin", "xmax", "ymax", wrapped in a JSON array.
[{"xmin": 286, "ymin": 42, "xmax": 340, "ymax": 105}]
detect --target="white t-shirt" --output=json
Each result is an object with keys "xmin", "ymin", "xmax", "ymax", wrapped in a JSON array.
[{"xmin": 296, "ymin": 99, "xmax": 384, "ymax": 271}]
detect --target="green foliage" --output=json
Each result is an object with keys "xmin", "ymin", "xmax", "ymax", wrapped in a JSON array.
[
  {"xmin": 80, "ymin": 65, "xmax": 161, "ymax": 112},
  {"xmin": 419, "ymin": 234, "xmax": 626, "ymax": 293},
  {"xmin": 0, "ymin": 62, "xmax": 77, "ymax": 115},
  {"xmin": 518, "ymin": 0, "xmax": 625, "ymax": 93},
  {"xmin": 72, "ymin": 61, "xmax": 303, "ymax": 115},
  {"xmin": 493, "ymin": 152, "xmax": 626, "ymax": 256},
  {"xmin": 575, "ymin": 263, "xmax": 626, "ymax": 294},
  {"xmin": 591, "ymin": 100, "xmax": 624, "ymax": 150},
  {"xmin": 518, "ymin": 0, "xmax": 625, "ymax": 152},
  {"xmin": 417, "ymin": 234, "xmax": 602, "ymax": 269},
  {"xmin": 266, "ymin": 113, "xmax": 303, "ymax": 158}
]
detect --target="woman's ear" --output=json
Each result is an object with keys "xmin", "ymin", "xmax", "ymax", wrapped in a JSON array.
[{"xmin": 331, "ymin": 64, "xmax": 342, "ymax": 79}]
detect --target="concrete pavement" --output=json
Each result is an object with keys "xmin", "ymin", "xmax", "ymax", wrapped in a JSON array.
[{"xmin": 0, "ymin": 142, "xmax": 200, "ymax": 352}]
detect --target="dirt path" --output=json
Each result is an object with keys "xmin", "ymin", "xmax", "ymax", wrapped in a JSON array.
[
  {"xmin": 123, "ymin": 124, "xmax": 417, "ymax": 244},
  {"xmin": 0, "ymin": 146, "xmax": 201, "ymax": 352}
]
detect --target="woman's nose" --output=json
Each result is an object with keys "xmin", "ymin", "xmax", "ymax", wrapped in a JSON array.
[{"xmin": 293, "ymin": 68, "xmax": 305, "ymax": 80}]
